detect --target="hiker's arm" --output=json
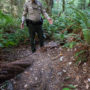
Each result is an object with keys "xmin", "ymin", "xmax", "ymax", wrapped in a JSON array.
[
  {"xmin": 21, "ymin": 3, "xmax": 28, "ymax": 29},
  {"xmin": 22, "ymin": 3, "xmax": 28, "ymax": 24},
  {"xmin": 41, "ymin": 5, "xmax": 53, "ymax": 24}
]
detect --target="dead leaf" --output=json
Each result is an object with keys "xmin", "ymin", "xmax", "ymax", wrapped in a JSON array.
[
  {"xmin": 76, "ymin": 75, "xmax": 80, "ymax": 82},
  {"xmin": 84, "ymin": 80, "xmax": 89, "ymax": 89},
  {"xmin": 86, "ymin": 83, "xmax": 89, "ymax": 89}
]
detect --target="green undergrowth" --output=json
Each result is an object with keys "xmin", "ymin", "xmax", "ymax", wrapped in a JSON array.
[
  {"xmin": 0, "ymin": 7, "xmax": 90, "ymax": 48},
  {"xmin": 43, "ymin": 7, "xmax": 90, "ymax": 47},
  {"xmin": 0, "ymin": 11, "xmax": 29, "ymax": 48}
]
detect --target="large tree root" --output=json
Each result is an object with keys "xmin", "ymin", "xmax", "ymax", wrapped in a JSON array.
[{"xmin": 0, "ymin": 58, "xmax": 34, "ymax": 84}]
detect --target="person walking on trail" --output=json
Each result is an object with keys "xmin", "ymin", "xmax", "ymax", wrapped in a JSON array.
[{"xmin": 21, "ymin": 0, "xmax": 53, "ymax": 53}]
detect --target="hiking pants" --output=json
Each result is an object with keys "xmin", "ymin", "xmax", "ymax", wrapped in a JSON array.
[{"xmin": 26, "ymin": 19, "xmax": 44, "ymax": 52}]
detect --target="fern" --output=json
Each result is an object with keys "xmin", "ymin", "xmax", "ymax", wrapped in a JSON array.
[
  {"xmin": 71, "ymin": 7, "xmax": 88, "ymax": 28},
  {"xmin": 83, "ymin": 29, "xmax": 90, "ymax": 45},
  {"xmin": 0, "ymin": 11, "xmax": 29, "ymax": 48}
]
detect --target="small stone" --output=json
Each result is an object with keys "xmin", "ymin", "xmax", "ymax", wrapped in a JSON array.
[
  {"xmin": 71, "ymin": 56, "xmax": 74, "ymax": 59},
  {"xmin": 88, "ymin": 78, "xmax": 90, "ymax": 82},
  {"xmin": 35, "ymin": 77, "xmax": 38, "ymax": 81},
  {"xmin": 48, "ymin": 54, "xmax": 50, "ymax": 56},
  {"xmin": 70, "ymin": 49, "xmax": 73, "ymax": 51},
  {"xmin": 13, "ymin": 81, "xmax": 16, "ymax": 84},
  {"xmin": 63, "ymin": 69, "xmax": 66, "ymax": 73},
  {"xmin": 41, "ymin": 68, "xmax": 44, "ymax": 73},
  {"xmin": 57, "ymin": 72, "xmax": 62, "ymax": 76},
  {"xmin": 59, "ymin": 56, "xmax": 64, "ymax": 61},
  {"xmin": 68, "ymin": 62, "xmax": 72, "ymax": 65},
  {"xmin": 24, "ymin": 84, "xmax": 28, "ymax": 88},
  {"xmin": 24, "ymin": 71, "xmax": 28, "ymax": 74},
  {"xmin": 84, "ymin": 63, "xmax": 87, "ymax": 66},
  {"xmin": 30, "ymin": 68, "xmax": 33, "ymax": 71},
  {"xmin": 64, "ymin": 77, "xmax": 70, "ymax": 81},
  {"xmin": 86, "ymin": 83, "xmax": 89, "ymax": 89},
  {"xmin": 59, "ymin": 47, "xmax": 62, "ymax": 50},
  {"xmin": 74, "ymin": 48, "xmax": 77, "ymax": 51},
  {"xmin": 74, "ymin": 85, "xmax": 78, "ymax": 87},
  {"xmin": 67, "ymin": 49, "xmax": 70, "ymax": 52}
]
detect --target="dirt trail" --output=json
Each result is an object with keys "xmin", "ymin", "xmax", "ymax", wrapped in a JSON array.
[
  {"xmin": 0, "ymin": 41, "xmax": 90, "ymax": 90},
  {"xmin": 12, "ymin": 41, "xmax": 62, "ymax": 90}
]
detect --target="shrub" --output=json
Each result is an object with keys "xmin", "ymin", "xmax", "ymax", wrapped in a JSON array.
[{"xmin": 0, "ymin": 11, "xmax": 29, "ymax": 48}]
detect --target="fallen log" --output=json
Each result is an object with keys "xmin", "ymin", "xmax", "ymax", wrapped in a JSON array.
[{"xmin": 0, "ymin": 58, "xmax": 34, "ymax": 84}]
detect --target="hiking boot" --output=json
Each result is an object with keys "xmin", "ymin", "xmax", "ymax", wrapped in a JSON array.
[{"xmin": 32, "ymin": 48, "xmax": 36, "ymax": 53}]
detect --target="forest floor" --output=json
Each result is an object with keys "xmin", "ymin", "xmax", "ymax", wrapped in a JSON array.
[{"xmin": 0, "ymin": 41, "xmax": 90, "ymax": 90}]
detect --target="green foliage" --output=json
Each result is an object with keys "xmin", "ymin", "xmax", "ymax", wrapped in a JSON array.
[
  {"xmin": 83, "ymin": 29, "xmax": 90, "ymax": 45},
  {"xmin": 71, "ymin": 7, "xmax": 89, "ymax": 29},
  {"xmin": 64, "ymin": 41, "xmax": 77, "ymax": 48},
  {"xmin": 43, "ymin": 13, "xmax": 73, "ymax": 40},
  {"xmin": 62, "ymin": 88, "xmax": 71, "ymax": 90},
  {"xmin": 43, "ymin": 4, "xmax": 89, "ymax": 45},
  {"xmin": 68, "ymin": 84, "xmax": 76, "ymax": 89},
  {"xmin": 0, "ymin": 0, "xmax": 90, "ymax": 48},
  {"xmin": 62, "ymin": 84, "xmax": 76, "ymax": 90},
  {"xmin": 74, "ymin": 50, "xmax": 87, "ymax": 64},
  {"xmin": 0, "ymin": 11, "xmax": 29, "ymax": 48},
  {"xmin": 53, "ymin": 33, "xmax": 65, "ymax": 41},
  {"xmin": 0, "ymin": 81, "xmax": 8, "ymax": 89}
]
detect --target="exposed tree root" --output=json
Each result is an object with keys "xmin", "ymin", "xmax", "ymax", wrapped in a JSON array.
[{"xmin": 0, "ymin": 58, "xmax": 34, "ymax": 84}]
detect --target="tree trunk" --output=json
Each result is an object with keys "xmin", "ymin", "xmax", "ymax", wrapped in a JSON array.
[
  {"xmin": 88, "ymin": 1, "xmax": 90, "ymax": 7},
  {"xmin": 44, "ymin": 0, "xmax": 53, "ymax": 15},
  {"xmin": 78, "ymin": 0, "xmax": 86, "ymax": 9},
  {"xmin": 82, "ymin": 0, "xmax": 86, "ymax": 9},
  {"xmin": 10, "ymin": 0, "xmax": 13, "ymax": 15},
  {"xmin": 17, "ymin": 0, "xmax": 25, "ymax": 17},
  {"xmin": 62, "ymin": 0, "xmax": 65, "ymax": 12}
]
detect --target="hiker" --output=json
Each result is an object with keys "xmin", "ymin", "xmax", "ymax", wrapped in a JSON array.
[{"xmin": 21, "ymin": 0, "xmax": 53, "ymax": 53}]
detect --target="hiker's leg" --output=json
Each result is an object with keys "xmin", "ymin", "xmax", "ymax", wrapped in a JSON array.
[
  {"xmin": 36, "ymin": 25, "xmax": 44, "ymax": 47},
  {"xmin": 28, "ymin": 24, "xmax": 36, "ymax": 53}
]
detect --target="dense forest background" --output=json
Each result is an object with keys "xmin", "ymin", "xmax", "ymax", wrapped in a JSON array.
[{"xmin": 0, "ymin": 0, "xmax": 90, "ymax": 48}]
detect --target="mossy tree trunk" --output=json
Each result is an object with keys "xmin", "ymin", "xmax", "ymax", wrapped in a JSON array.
[
  {"xmin": 44, "ymin": 0, "xmax": 54, "ymax": 15},
  {"xmin": 62, "ymin": 0, "xmax": 65, "ymax": 12}
]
